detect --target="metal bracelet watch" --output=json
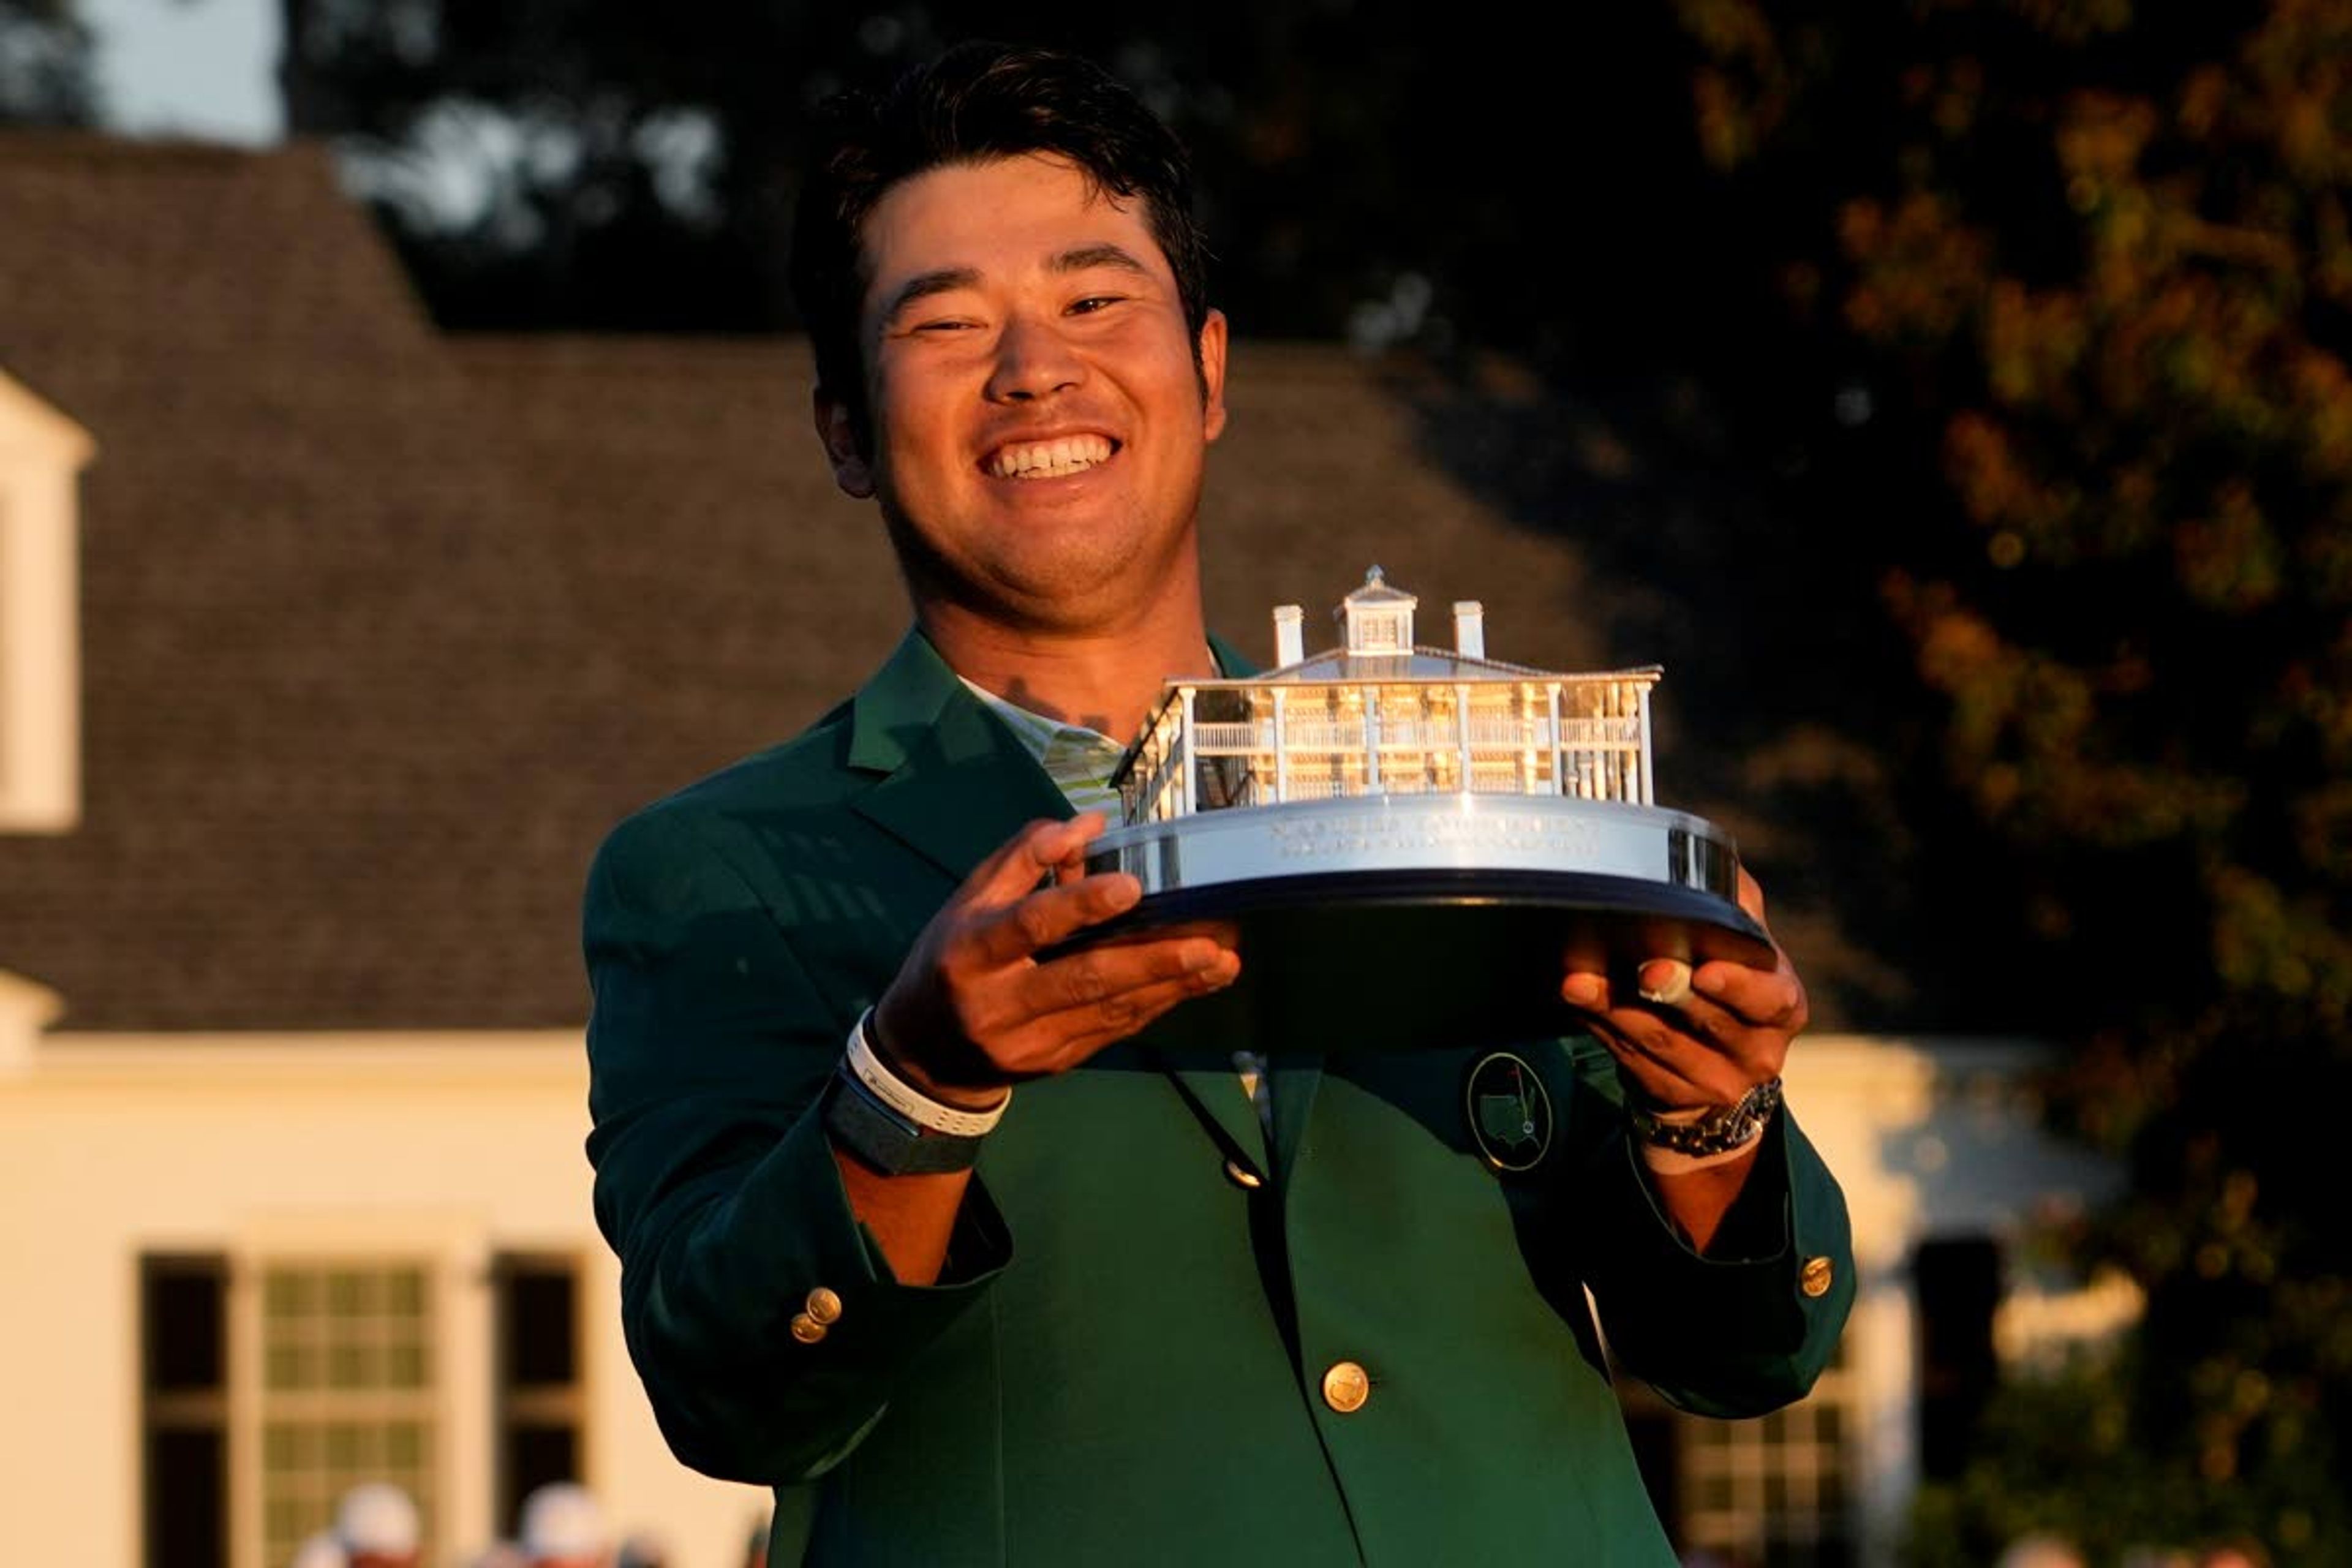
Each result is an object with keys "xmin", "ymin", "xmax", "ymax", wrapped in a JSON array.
[{"xmin": 1624, "ymin": 1076, "xmax": 1782, "ymax": 1158}]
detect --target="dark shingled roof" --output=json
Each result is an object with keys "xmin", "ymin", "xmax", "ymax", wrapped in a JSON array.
[{"xmin": 0, "ymin": 135, "xmax": 1908, "ymax": 1033}]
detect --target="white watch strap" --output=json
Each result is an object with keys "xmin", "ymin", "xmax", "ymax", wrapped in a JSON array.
[{"xmin": 843, "ymin": 1010, "xmax": 1011, "ymax": 1138}]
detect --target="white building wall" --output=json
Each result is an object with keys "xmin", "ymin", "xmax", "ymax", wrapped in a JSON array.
[{"xmin": 0, "ymin": 1030, "xmax": 770, "ymax": 1568}]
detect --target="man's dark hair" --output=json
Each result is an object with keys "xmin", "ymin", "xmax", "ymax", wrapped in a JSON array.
[{"xmin": 789, "ymin": 42, "xmax": 1213, "ymax": 451}]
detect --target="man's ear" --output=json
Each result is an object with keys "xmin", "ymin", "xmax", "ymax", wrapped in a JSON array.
[
  {"xmin": 815, "ymin": 386, "xmax": 876, "ymax": 499},
  {"xmin": 1197, "ymin": 309, "xmax": 1230, "ymax": 444}
]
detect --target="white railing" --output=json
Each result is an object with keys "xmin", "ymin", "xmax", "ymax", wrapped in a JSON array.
[
  {"xmin": 1462, "ymin": 717, "xmax": 1548, "ymax": 746},
  {"xmin": 1278, "ymin": 720, "xmax": 1367, "ymax": 750},
  {"xmin": 1191, "ymin": 720, "xmax": 1274, "ymax": 750}
]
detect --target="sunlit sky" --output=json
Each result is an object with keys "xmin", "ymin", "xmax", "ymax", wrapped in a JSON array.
[{"xmin": 83, "ymin": 0, "xmax": 281, "ymax": 144}]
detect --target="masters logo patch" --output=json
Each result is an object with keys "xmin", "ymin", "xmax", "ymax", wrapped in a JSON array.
[{"xmin": 1464, "ymin": 1050, "xmax": 1553, "ymax": 1172}]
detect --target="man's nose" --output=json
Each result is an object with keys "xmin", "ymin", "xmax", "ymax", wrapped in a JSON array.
[{"xmin": 985, "ymin": 312, "xmax": 1084, "ymax": 402}]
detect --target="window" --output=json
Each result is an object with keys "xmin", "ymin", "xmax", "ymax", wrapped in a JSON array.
[
  {"xmin": 1678, "ymin": 1384, "xmax": 1856, "ymax": 1566},
  {"xmin": 257, "ymin": 1261, "xmax": 439, "ymax": 1567},
  {"xmin": 1623, "ymin": 1336, "xmax": 1861, "ymax": 1567},
  {"xmin": 0, "ymin": 366, "xmax": 92, "ymax": 833},
  {"xmin": 143, "ymin": 1256, "xmax": 229, "ymax": 1568},
  {"xmin": 140, "ymin": 1251, "xmax": 443, "ymax": 1568},
  {"xmin": 493, "ymin": 1254, "xmax": 587, "ymax": 1534}
]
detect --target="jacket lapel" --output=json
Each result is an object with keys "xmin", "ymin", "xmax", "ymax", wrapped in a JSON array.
[
  {"xmin": 1270, "ymin": 1054, "xmax": 1324, "ymax": 1189},
  {"xmin": 1156, "ymin": 1050, "xmax": 1272, "ymax": 1173},
  {"xmin": 847, "ymin": 629, "xmax": 1072, "ymax": 883}
]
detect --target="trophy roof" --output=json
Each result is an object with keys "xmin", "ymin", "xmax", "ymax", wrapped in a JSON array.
[
  {"xmin": 1248, "ymin": 646, "xmax": 1660, "ymax": 685},
  {"xmin": 1340, "ymin": 564, "xmax": 1417, "ymax": 607}
]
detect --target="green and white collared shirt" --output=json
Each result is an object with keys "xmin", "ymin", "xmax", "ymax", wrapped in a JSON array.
[{"xmin": 957, "ymin": 677, "xmax": 1128, "ymax": 820}]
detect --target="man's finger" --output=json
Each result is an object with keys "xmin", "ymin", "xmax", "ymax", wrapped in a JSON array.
[
  {"xmin": 1594, "ymin": 1006, "xmax": 1755, "ymax": 1102},
  {"xmin": 1562, "ymin": 970, "xmax": 1608, "ymax": 1010},
  {"xmin": 1636, "ymin": 959, "xmax": 1692, "ymax": 1008},
  {"xmin": 1689, "ymin": 957, "xmax": 1807, "ymax": 1032},
  {"xmin": 965, "ymin": 871, "xmax": 1145, "ymax": 968},
  {"xmin": 1567, "ymin": 1001, "xmax": 1712, "ymax": 1106},
  {"xmin": 1563, "ymin": 970, "xmax": 1789, "ymax": 1102},
  {"xmin": 1016, "ymin": 933, "xmax": 1237, "ymax": 1018},
  {"xmin": 1049, "ymin": 811, "xmax": 1115, "ymax": 886},
  {"xmin": 1600, "ymin": 1040, "xmax": 1703, "ymax": 1111},
  {"xmin": 1021, "ymin": 957, "xmax": 1244, "ymax": 1068},
  {"xmin": 958, "ymin": 815, "xmax": 1110, "ymax": 916}
]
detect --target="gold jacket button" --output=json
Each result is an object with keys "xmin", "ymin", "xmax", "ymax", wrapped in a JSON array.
[
  {"xmin": 1223, "ymin": 1158, "xmax": 1265, "ymax": 1190},
  {"xmin": 1321, "ymin": 1360, "xmax": 1371, "ymax": 1414},
  {"xmin": 1801, "ymin": 1256, "xmax": 1835, "ymax": 1298},
  {"xmin": 789, "ymin": 1312, "xmax": 827, "ymax": 1345},
  {"xmin": 805, "ymin": 1287, "xmax": 843, "ymax": 1325}
]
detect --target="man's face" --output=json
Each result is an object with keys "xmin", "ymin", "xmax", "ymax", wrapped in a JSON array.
[{"xmin": 820, "ymin": 153, "xmax": 1228, "ymax": 633}]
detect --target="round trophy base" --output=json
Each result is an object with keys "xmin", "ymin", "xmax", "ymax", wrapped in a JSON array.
[{"xmin": 1063, "ymin": 795, "xmax": 1774, "ymax": 1054}]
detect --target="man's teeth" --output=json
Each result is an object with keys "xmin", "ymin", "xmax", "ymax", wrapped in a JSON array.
[{"xmin": 989, "ymin": 435, "xmax": 1114, "ymax": 478}]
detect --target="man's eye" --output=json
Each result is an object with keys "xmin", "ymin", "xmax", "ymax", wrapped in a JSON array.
[
  {"xmin": 1068, "ymin": 296, "xmax": 1126, "ymax": 315},
  {"xmin": 913, "ymin": 318, "xmax": 974, "ymax": 333}
]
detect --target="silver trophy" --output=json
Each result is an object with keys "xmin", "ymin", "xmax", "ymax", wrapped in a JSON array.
[{"xmin": 1072, "ymin": 568, "xmax": 1772, "ymax": 1052}]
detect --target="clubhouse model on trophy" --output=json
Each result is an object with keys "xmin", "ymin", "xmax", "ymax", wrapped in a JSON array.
[{"xmin": 1071, "ymin": 568, "xmax": 1775, "ymax": 1052}]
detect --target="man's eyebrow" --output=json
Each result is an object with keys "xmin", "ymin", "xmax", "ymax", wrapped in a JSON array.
[
  {"xmin": 1053, "ymin": 243, "xmax": 1153, "ymax": 278},
  {"xmin": 878, "ymin": 267, "xmax": 981, "ymax": 328}
]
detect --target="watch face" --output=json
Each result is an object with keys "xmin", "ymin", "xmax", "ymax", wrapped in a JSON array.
[
  {"xmin": 1695, "ymin": 1080, "xmax": 1779, "ymax": 1151},
  {"xmin": 1735, "ymin": 1078, "xmax": 1782, "ymax": 1130}
]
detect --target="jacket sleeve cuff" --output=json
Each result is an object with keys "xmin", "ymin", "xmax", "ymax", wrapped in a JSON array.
[
  {"xmin": 695, "ymin": 1087, "xmax": 1014, "ymax": 1341},
  {"xmin": 631, "ymin": 1089, "xmax": 1014, "ymax": 1482},
  {"xmin": 1581, "ymin": 1107, "xmax": 1856, "ymax": 1417}
]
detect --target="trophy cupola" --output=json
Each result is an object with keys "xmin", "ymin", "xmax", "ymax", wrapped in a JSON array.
[{"xmin": 1338, "ymin": 565, "xmax": 1417, "ymax": 654}]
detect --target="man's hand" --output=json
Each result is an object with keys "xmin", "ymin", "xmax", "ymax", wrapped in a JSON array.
[
  {"xmin": 872, "ymin": 814, "xmax": 1242, "ymax": 1107},
  {"xmin": 1559, "ymin": 867, "xmax": 1807, "ymax": 1112}
]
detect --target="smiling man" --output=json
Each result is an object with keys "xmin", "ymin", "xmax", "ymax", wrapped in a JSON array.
[
  {"xmin": 584, "ymin": 43, "xmax": 1854, "ymax": 1566},
  {"xmin": 833, "ymin": 160, "xmax": 1224, "ymax": 642}
]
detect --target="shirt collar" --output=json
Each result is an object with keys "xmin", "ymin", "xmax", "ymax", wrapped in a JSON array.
[
  {"xmin": 958, "ymin": 678, "xmax": 1128, "ymax": 816},
  {"xmin": 956, "ymin": 644, "xmax": 1225, "ymax": 816}
]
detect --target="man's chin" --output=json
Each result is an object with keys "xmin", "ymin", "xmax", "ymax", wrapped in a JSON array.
[{"xmin": 950, "ymin": 556, "xmax": 1191, "ymax": 632}]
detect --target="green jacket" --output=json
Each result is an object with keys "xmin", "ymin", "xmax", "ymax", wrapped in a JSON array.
[{"xmin": 584, "ymin": 629, "xmax": 1856, "ymax": 1566}]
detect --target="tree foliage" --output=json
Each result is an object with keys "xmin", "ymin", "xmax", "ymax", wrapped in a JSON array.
[
  {"xmin": 279, "ymin": 0, "xmax": 1716, "ymax": 343},
  {"xmin": 0, "ymin": 0, "xmax": 97, "ymax": 126},
  {"xmin": 1676, "ymin": 0, "xmax": 2352, "ymax": 1558}
]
